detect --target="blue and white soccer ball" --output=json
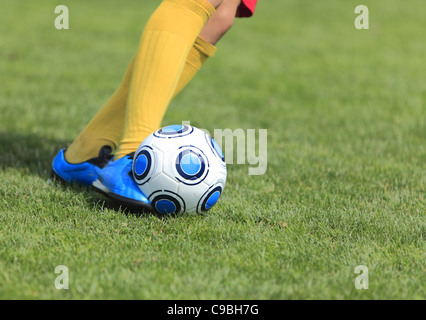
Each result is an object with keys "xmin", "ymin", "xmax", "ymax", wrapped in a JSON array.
[{"xmin": 132, "ymin": 125, "xmax": 227, "ymax": 215}]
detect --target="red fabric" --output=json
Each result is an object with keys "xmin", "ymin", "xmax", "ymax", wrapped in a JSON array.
[{"xmin": 237, "ymin": 0, "xmax": 257, "ymax": 18}]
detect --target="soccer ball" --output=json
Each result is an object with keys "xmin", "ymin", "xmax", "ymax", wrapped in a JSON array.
[{"xmin": 132, "ymin": 124, "xmax": 227, "ymax": 215}]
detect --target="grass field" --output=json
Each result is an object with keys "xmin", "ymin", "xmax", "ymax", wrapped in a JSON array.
[{"xmin": 0, "ymin": 0, "xmax": 424, "ymax": 300}]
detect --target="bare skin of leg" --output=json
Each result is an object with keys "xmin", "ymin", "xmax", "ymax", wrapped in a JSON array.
[
  {"xmin": 207, "ymin": 0, "xmax": 224, "ymax": 9},
  {"xmin": 201, "ymin": 0, "xmax": 242, "ymax": 45}
]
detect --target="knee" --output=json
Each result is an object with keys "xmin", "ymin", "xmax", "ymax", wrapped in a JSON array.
[
  {"xmin": 212, "ymin": 2, "xmax": 238, "ymax": 34},
  {"xmin": 199, "ymin": 0, "xmax": 240, "ymax": 44}
]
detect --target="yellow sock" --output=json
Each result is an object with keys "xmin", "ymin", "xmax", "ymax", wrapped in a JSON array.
[
  {"xmin": 65, "ymin": 34, "xmax": 216, "ymax": 164},
  {"xmin": 64, "ymin": 58, "xmax": 135, "ymax": 164},
  {"xmin": 174, "ymin": 35, "xmax": 216, "ymax": 95},
  {"xmin": 114, "ymin": 0, "xmax": 215, "ymax": 159}
]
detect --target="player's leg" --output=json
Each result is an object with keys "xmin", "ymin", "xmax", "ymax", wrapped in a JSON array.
[
  {"xmin": 115, "ymin": 0, "xmax": 241, "ymax": 159},
  {"xmin": 94, "ymin": 0, "xmax": 243, "ymax": 207},
  {"xmin": 62, "ymin": 0, "xmax": 240, "ymax": 166},
  {"xmin": 208, "ymin": 0, "xmax": 224, "ymax": 8},
  {"xmin": 63, "ymin": 59, "xmax": 135, "ymax": 165},
  {"xmin": 63, "ymin": 35, "xmax": 216, "ymax": 167},
  {"xmin": 113, "ymin": 0, "xmax": 215, "ymax": 159},
  {"xmin": 52, "ymin": 0, "xmax": 215, "ymax": 188},
  {"xmin": 52, "ymin": 0, "xmax": 240, "ymax": 190},
  {"xmin": 50, "ymin": 61, "xmax": 134, "ymax": 186},
  {"xmin": 200, "ymin": 0, "xmax": 241, "ymax": 45},
  {"xmin": 93, "ymin": 0, "xmax": 216, "ymax": 206}
]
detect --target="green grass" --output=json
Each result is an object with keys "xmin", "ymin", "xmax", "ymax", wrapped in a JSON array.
[{"xmin": 0, "ymin": 0, "xmax": 424, "ymax": 299}]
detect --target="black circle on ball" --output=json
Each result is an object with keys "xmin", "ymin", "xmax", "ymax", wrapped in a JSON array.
[
  {"xmin": 175, "ymin": 149, "xmax": 206, "ymax": 181},
  {"xmin": 200, "ymin": 186, "xmax": 222, "ymax": 213},
  {"xmin": 154, "ymin": 125, "xmax": 193, "ymax": 139},
  {"xmin": 152, "ymin": 195, "xmax": 182, "ymax": 215},
  {"xmin": 204, "ymin": 133, "xmax": 225, "ymax": 164},
  {"xmin": 133, "ymin": 149, "xmax": 152, "ymax": 182}
]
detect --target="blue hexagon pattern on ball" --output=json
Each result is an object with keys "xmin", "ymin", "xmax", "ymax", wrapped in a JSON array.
[{"xmin": 132, "ymin": 125, "xmax": 227, "ymax": 215}]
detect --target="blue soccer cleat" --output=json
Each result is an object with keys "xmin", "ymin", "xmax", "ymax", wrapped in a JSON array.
[
  {"xmin": 92, "ymin": 153, "xmax": 152, "ymax": 211},
  {"xmin": 50, "ymin": 146, "xmax": 112, "ymax": 186}
]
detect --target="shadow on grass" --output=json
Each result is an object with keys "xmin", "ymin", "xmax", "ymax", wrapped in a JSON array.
[
  {"xmin": 0, "ymin": 130, "xmax": 67, "ymax": 176},
  {"xmin": 0, "ymin": 131, "xmax": 157, "ymax": 217}
]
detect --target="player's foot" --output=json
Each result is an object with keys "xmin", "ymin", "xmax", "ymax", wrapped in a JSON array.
[
  {"xmin": 92, "ymin": 153, "xmax": 152, "ymax": 211},
  {"xmin": 50, "ymin": 146, "xmax": 113, "ymax": 186}
]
